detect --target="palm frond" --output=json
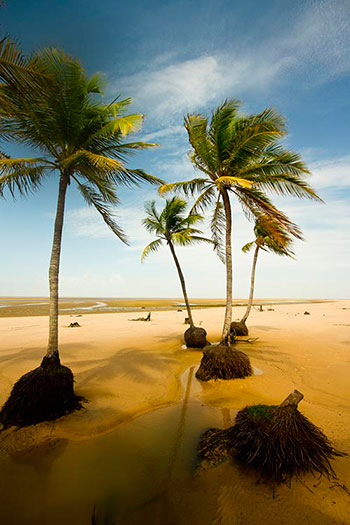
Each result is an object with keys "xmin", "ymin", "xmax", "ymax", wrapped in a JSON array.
[
  {"xmin": 63, "ymin": 149, "xmax": 123, "ymax": 171},
  {"xmin": 0, "ymin": 157, "xmax": 49, "ymax": 197},
  {"xmin": 111, "ymin": 168, "xmax": 163, "ymax": 188},
  {"xmin": 141, "ymin": 238, "xmax": 163, "ymax": 262},
  {"xmin": 242, "ymin": 241, "xmax": 255, "ymax": 253},
  {"xmin": 77, "ymin": 182, "xmax": 128, "ymax": 244},
  {"xmin": 159, "ymin": 178, "xmax": 208, "ymax": 196},
  {"xmin": 210, "ymin": 197, "xmax": 226, "ymax": 263},
  {"xmin": 0, "ymin": 37, "xmax": 51, "ymax": 91},
  {"xmin": 88, "ymin": 113, "xmax": 144, "ymax": 141},
  {"xmin": 189, "ymin": 184, "xmax": 217, "ymax": 214},
  {"xmin": 216, "ymin": 175, "xmax": 254, "ymax": 189},
  {"xmin": 255, "ymin": 173, "xmax": 323, "ymax": 201},
  {"xmin": 184, "ymin": 113, "xmax": 217, "ymax": 175},
  {"xmin": 209, "ymin": 99, "xmax": 242, "ymax": 164},
  {"xmin": 186, "ymin": 235, "xmax": 215, "ymax": 245}
]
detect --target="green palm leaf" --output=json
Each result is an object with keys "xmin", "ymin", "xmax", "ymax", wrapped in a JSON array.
[
  {"xmin": 77, "ymin": 183, "xmax": 128, "ymax": 244},
  {"xmin": 141, "ymin": 238, "xmax": 163, "ymax": 262}
]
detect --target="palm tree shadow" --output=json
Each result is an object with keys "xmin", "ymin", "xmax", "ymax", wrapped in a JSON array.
[
  {"xmin": 75, "ymin": 347, "xmax": 178, "ymax": 387},
  {"xmin": 0, "ymin": 343, "xmax": 96, "ymax": 366},
  {"xmin": 251, "ymin": 325, "xmax": 280, "ymax": 331},
  {"xmin": 153, "ymin": 334, "xmax": 183, "ymax": 343}
]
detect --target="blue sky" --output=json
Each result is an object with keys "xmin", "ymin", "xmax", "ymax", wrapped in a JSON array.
[{"xmin": 0, "ymin": 0, "xmax": 349, "ymax": 298}]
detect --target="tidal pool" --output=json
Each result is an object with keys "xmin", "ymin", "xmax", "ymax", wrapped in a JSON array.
[{"xmin": 0, "ymin": 367, "xmax": 235, "ymax": 525}]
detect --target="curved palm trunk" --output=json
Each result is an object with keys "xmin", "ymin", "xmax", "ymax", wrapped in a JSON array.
[
  {"xmin": 46, "ymin": 172, "xmax": 69, "ymax": 359},
  {"xmin": 241, "ymin": 244, "xmax": 260, "ymax": 324},
  {"xmin": 168, "ymin": 240, "xmax": 194, "ymax": 328},
  {"xmin": 221, "ymin": 188, "xmax": 233, "ymax": 343}
]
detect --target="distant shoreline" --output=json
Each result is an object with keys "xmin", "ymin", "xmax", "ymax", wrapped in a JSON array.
[{"xmin": 0, "ymin": 297, "xmax": 332, "ymax": 318}]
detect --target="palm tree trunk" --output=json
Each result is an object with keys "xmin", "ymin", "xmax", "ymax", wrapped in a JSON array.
[
  {"xmin": 46, "ymin": 172, "xmax": 69, "ymax": 359},
  {"xmin": 241, "ymin": 244, "xmax": 259, "ymax": 324},
  {"xmin": 221, "ymin": 188, "xmax": 232, "ymax": 343},
  {"xmin": 168, "ymin": 240, "xmax": 194, "ymax": 328}
]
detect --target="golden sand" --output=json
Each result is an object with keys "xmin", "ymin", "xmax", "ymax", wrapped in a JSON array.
[{"xmin": 0, "ymin": 300, "xmax": 349, "ymax": 523}]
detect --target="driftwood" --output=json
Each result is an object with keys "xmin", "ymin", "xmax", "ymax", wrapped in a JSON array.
[
  {"xmin": 129, "ymin": 312, "xmax": 151, "ymax": 322},
  {"xmin": 68, "ymin": 322, "xmax": 81, "ymax": 328}
]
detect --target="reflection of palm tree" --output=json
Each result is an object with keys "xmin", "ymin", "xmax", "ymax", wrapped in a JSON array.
[
  {"xmin": 12, "ymin": 439, "xmax": 68, "ymax": 524},
  {"xmin": 165, "ymin": 366, "xmax": 195, "ymax": 484},
  {"xmin": 221, "ymin": 408, "xmax": 231, "ymax": 429}
]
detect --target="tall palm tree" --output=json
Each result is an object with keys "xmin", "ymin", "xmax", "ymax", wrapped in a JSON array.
[
  {"xmin": 142, "ymin": 197, "xmax": 213, "ymax": 347},
  {"xmin": 0, "ymin": 41, "xmax": 161, "ymax": 427},
  {"xmin": 240, "ymin": 215, "xmax": 302, "ymax": 326},
  {"xmin": 160, "ymin": 100, "xmax": 321, "ymax": 345}
]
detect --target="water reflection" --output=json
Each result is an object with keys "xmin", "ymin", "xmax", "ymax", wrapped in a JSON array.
[{"xmin": 0, "ymin": 366, "xmax": 223, "ymax": 524}]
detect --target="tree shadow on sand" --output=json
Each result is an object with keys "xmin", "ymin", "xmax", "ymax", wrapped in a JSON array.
[
  {"xmin": 74, "ymin": 347, "xmax": 178, "ymax": 387},
  {"xmin": 241, "ymin": 345, "xmax": 290, "ymax": 366},
  {"xmin": 0, "ymin": 343, "xmax": 95, "ymax": 366}
]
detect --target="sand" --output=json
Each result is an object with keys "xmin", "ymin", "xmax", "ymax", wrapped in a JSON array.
[{"xmin": 0, "ymin": 299, "xmax": 349, "ymax": 523}]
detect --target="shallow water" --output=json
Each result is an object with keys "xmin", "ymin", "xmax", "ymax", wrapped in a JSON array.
[{"xmin": 0, "ymin": 367, "xmax": 232, "ymax": 525}]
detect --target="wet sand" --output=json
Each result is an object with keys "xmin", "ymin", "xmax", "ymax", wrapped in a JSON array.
[
  {"xmin": 0, "ymin": 299, "xmax": 349, "ymax": 523},
  {"xmin": 0, "ymin": 296, "xmax": 324, "ymax": 317}
]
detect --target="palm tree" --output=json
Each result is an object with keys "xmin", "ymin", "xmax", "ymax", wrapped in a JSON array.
[
  {"xmin": 160, "ymin": 100, "xmax": 321, "ymax": 343},
  {"xmin": 0, "ymin": 41, "xmax": 161, "ymax": 427},
  {"xmin": 237, "ymin": 215, "xmax": 302, "ymax": 332},
  {"xmin": 160, "ymin": 100, "xmax": 321, "ymax": 380},
  {"xmin": 142, "ymin": 197, "xmax": 213, "ymax": 347}
]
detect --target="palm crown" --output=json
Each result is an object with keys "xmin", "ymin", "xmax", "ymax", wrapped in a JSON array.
[
  {"xmin": 0, "ymin": 41, "xmax": 162, "ymax": 240},
  {"xmin": 142, "ymin": 197, "xmax": 213, "ymax": 261},
  {"xmin": 242, "ymin": 214, "xmax": 302, "ymax": 258},
  {"xmin": 160, "ymin": 99, "xmax": 321, "ymax": 254}
]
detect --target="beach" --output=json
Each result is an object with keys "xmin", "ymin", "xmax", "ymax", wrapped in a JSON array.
[{"xmin": 0, "ymin": 299, "xmax": 349, "ymax": 524}]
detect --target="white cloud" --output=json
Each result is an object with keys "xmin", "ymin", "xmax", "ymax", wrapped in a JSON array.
[
  {"xmin": 66, "ymin": 197, "xmax": 159, "ymax": 245},
  {"xmin": 139, "ymin": 125, "xmax": 185, "ymax": 143},
  {"xmin": 308, "ymin": 156, "xmax": 350, "ymax": 190},
  {"xmin": 114, "ymin": 1, "xmax": 350, "ymax": 128},
  {"xmin": 286, "ymin": 0, "xmax": 350, "ymax": 82},
  {"xmin": 118, "ymin": 53, "xmax": 291, "ymax": 120},
  {"xmin": 66, "ymin": 207, "xmax": 116, "ymax": 239}
]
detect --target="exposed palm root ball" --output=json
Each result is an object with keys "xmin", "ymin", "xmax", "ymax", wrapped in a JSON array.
[{"xmin": 195, "ymin": 344, "xmax": 253, "ymax": 381}]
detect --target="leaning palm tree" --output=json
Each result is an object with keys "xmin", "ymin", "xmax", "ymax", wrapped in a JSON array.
[
  {"xmin": 142, "ymin": 197, "xmax": 213, "ymax": 348},
  {"xmin": 232, "ymin": 215, "xmax": 302, "ymax": 336},
  {"xmin": 160, "ymin": 100, "xmax": 321, "ymax": 380},
  {"xmin": 0, "ymin": 41, "xmax": 161, "ymax": 427}
]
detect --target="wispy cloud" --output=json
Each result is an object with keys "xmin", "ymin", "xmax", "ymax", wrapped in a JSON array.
[
  {"xmin": 119, "ymin": 53, "xmax": 291, "ymax": 120},
  {"xmin": 308, "ymin": 156, "xmax": 350, "ymax": 190},
  {"xmin": 66, "ymin": 207, "xmax": 117, "ymax": 239},
  {"xmin": 66, "ymin": 200, "xmax": 157, "ymax": 245},
  {"xmin": 139, "ymin": 125, "xmax": 185, "ymax": 143},
  {"xmin": 286, "ymin": 0, "xmax": 350, "ymax": 82},
  {"xmin": 116, "ymin": 1, "xmax": 350, "ymax": 125}
]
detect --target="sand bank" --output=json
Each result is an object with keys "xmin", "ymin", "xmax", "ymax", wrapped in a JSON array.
[{"xmin": 0, "ymin": 300, "xmax": 349, "ymax": 523}]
